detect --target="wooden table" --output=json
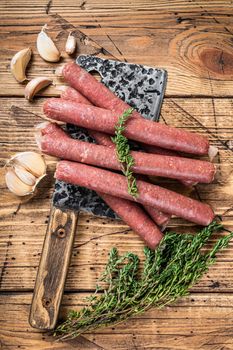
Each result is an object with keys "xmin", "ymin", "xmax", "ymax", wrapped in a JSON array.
[{"xmin": 1, "ymin": 1, "xmax": 233, "ymax": 349}]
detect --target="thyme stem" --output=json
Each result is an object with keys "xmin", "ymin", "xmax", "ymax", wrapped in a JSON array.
[{"xmin": 111, "ymin": 108, "xmax": 138, "ymax": 197}]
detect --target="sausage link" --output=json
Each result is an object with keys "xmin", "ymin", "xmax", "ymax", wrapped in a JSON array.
[
  {"xmin": 61, "ymin": 63, "xmax": 210, "ymax": 155},
  {"xmin": 55, "ymin": 161, "xmax": 215, "ymax": 226},
  {"xmin": 60, "ymin": 86, "xmax": 91, "ymax": 105},
  {"xmin": 44, "ymin": 98, "xmax": 210, "ymax": 155},
  {"xmin": 96, "ymin": 192, "xmax": 163, "ymax": 249},
  {"xmin": 39, "ymin": 122, "xmax": 215, "ymax": 183}
]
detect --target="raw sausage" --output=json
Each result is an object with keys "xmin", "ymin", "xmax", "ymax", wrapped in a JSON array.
[
  {"xmin": 60, "ymin": 86, "xmax": 116, "ymax": 147},
  {"xmin": 97, "ymin": 193, "xmax": 163, "ymax": 249},
  {"xmin": 41, "ymin": 124, "xmax": 164, "ymax": 248},
  {"xmin": 39, "ymin": 127, "xmax": 164, "ymax": 248},
  {"xmin": 55, "ymin": 160, "xmax": 215, "ymax": 226},
  {"xmin": 61, "ymin": 62, "xmax": 210, "ymax": 155},
  {"xmin": 59, "ymin": 87, "xmax": 171, "ymax": 226},
  {"xmin": 59, "ymin": 87, "xmax": 180, "ymax": 155},
  {"xmin": 59, "ymin": 87, "xmax": 180, "ymax": 154},
  {"xmin": 59, "ymin": 86, "xmax": 193, "ymax": 187},
  {"xmin": 38, "ymin": 122, "xmax": 215, "ymax": 183},
  {"xmin": 59, "ymin": 87, "xmax": 194, "ymax": 188},
  {"xmin": 37, "ymin": 122, "xmax": 169, "ymax": 229},
  {"xmin": 59, "ymin": 85, "xmax": 91, "ymax": 105},
  {"xmin": 44, "ymin": 98, "xmax": 210, "ymax": 155},
  {"xmin": 141, "ymin": 144, "xmax": 196, "ymax": 186}
]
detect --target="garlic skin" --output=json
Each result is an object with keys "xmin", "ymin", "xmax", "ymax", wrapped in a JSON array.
[
  {"xmin": 65, "ymin": 32, "xmax": 76, "ymax": 55},
  {"xmin": 5, "ymin": 152, "xmax": 47, "ymax": 197},
  {"xmin": 25, "ymin": 77, "xmax": 52, "ymax": 101},
  {"xmin": 37, "ymin": 25, "xmax": 61, "ymax": 62},
  {"xmin": 10, "ymin": 47, "xmax": 32, "ymax": 82}
]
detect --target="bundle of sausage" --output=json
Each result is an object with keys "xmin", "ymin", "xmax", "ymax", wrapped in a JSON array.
[
  {"xmin": 37, "ymin": 122, "xmax": 170, "ymax": 230},
  {"xmin": 39, "ymin": 62, "xmax": 216, "ymax": 249},
  {"xmin": 55, "ymin": 86, "xmax": 173, "ymax": 243}
]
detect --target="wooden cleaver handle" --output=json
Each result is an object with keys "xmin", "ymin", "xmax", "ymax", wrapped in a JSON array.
[{"xmin": 29, "ymin": 206, "xmax": 78, "ymax": 330}]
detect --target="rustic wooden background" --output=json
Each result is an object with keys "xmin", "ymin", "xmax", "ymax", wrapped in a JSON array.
[{"xmin": 1, "ymin": 0, "xmax": 233, "ymax": 349}]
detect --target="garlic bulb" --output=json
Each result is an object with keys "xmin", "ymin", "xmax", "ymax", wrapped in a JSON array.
[
  {"xmin": 5, "ymin": 152, "xmax": 47, "ymax": 197},
  {"xmin": 37, "ymin": 25, "xmax": 61, "ymax": 62},
  {"xmin": 24, "ymin": 77, "xmax": 52, "ymax": 101},
  {"xmin": 10, "ymin": 47, "xmax": 32, "ymax": 82},
  {"xmin": 65, "ymin": 32, "xmax": 76, "ymax": 55}
]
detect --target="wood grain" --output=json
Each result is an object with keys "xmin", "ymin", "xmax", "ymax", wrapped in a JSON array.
[
  {"xmin": 1, "ymin": 293, "xmax": 233, "ymax": 350},
  {"xmin": 1, "ymin": 1, "xmax": 233, "ymax": 96},
  {"xmin": 29, "ymin": 207, "xmax": 78, "ymax": 330},
  {"xmin": 1, "ymin": 1, "xmax": 233, "ymax": 349}
]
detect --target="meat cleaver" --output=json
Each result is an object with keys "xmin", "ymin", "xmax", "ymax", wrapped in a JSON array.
[{"xmin": 29, "ymin": 55, "xmax": 167, "ymax": 330}]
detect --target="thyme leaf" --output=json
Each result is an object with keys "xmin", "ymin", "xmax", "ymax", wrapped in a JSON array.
[
  {"xmin": 111, "ymin": 108, "xmax": 138, "ymax": 197},
  {"xmin": 55, "ymin": 221, "xmax": 233, "ymax": 340}
]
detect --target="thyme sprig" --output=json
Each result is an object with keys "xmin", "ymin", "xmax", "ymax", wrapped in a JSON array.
[
  {"xmin": 55, "ymin": 221, "xmax": 233, "ymax": 340},
  {"xmin": 111, "ymin": 108, "xmax": 138, "ymax": 197}
]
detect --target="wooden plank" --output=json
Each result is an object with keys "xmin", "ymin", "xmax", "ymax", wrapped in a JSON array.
[
  {"xmin": 1, "ymin": 1, "xmax": 233, "ymax": 349},
  {"xmin": 0, "ymin": 1, "xmax": 233, "ymax": 96},
  {"xmin": 1, "ymin": 292, "xmax": 233, "ymax": 349}
]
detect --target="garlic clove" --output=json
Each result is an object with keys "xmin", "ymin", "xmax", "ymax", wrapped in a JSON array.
[
  {"xmin": 37, "ymin": 25, "xmax": 60, "ymax": 62},
  {"xmin": 65, "ymin": 32, "xmax": 76, "ymax": 55},
  {"xmin": 14, "ymin": 164, "xmax": 37, "ymax": 186},
  {"xmin": 13, "ymin": 151, "xmax": 47, "ymax": 177},
  {"xmin": 5, "ymin": 169, "xmax": 33, "ymax": 196},
  {"xmin": 10, "ymin": 47, "xmax": 32, "ymax": 82},
  {"xmin": 25, "ymin": 77, "xmax": 52, "ymax": 101}
]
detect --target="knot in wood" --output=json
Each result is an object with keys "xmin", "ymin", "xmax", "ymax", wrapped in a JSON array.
[{"xmin": 199, "ymin": 48, "xmax": 233, "ymax": 76}]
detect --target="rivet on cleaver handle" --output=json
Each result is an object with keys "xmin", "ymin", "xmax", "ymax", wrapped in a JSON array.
[{"xmin": 29, "ymin": 206, "xmax": 78, "ymax": 330}]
